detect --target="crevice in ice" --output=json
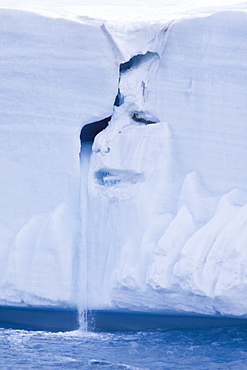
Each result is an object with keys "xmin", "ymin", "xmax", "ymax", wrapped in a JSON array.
[
  {"xmin": 120, "ymin": 52, "xmax": 157, "ymax": 73},
  {"xmin": 131, "ymin": 110, "xmax": 159, "ymax": 124},
  {"xmin": 80, "ymin": 116, "xmax": 111, "ymax": 144},
  {"xmin": 95, "ymin": 168, "xmax": 144, "ymax": 187},
  {"xmin": 113, "ymin": 51, "xmax": 159, "ymax": 109},
  {"xmin": 114, "ymin": 88, "xmax": 124, "ymax": 107},
  {"xmin": 79, "ymin": 39, "xmax": 163, "ymax": 314}
]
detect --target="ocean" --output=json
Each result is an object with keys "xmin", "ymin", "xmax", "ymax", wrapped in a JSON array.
[{"xmin": 1, "ymin": 325, "xmax": 247, "ymax": 369}]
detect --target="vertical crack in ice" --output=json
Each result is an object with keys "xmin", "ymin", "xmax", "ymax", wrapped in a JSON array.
[
  {"xmin": 119, "ymin": 52, "xmax": 157, "ymax": 72},
  {"xmin": 114, "ymin": 52, "xmax": 160, "ymax": 123},
  {"xmin": 78, "ymin": 48, "xmax": 162, "ymax": 317},
  {"xmin": 79, "ymin": 22, "xmax": 171, "ymax": 316},
  {"xmin": 117, "ymin": 51, "xmax": 160, "ymax": 117},
  {"xmin": 113, "ymin": 53, "xmax": 158, "ymax": 109},
  {"xmin": 92, "ymin": 50, "xmax": 163, "ymax": 154}
]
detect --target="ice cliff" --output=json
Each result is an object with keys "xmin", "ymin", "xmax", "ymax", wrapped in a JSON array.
[{"xmin": 1, "ymin": 2, "xmax": 247, "ymax": 318}]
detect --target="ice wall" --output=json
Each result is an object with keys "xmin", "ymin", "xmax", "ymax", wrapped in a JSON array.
[
  {"xmin": 86, "ymin": 11, "xmax": 247, "ymax": 316},
  {"xmin": 1, "ymin": 5, "xmax": 247, "ymax": 318},
  {"xmin": 0, "ymin": 9, "xmax": 118, "ymax": 306}
]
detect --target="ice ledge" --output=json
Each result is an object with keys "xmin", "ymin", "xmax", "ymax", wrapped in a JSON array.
[
  {"xmin": 87, "ymin": 309, "xmax": 247, "ymax": 331},
  {"xmin": 0, "ymin": 305, "xmax": 79, "ymax": 332},
  {"xmin": 0, "ymin": 305, "xmax": 247, "ymax": 332}
]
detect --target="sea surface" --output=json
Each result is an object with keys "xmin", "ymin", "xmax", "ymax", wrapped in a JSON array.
[{"xmin": 1, "ymin": 326, "xmax": 247, "ymax": 369}]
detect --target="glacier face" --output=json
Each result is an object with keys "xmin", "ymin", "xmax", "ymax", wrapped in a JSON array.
[
  {"xmin": 0, "ymin": 8, "xmax": 118, "ymax": 305},
  {"xmin": 0, "ymin": 2, "xmax": 247, "ymax": 317},
  {"xmin": 86, "ymin": 10, "xmax": 247, "ymax": 316}
]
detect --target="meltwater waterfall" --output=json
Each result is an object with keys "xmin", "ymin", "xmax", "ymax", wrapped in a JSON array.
[
  {"xmin": 79, "ymin": 142, "xmax": 90, "ymax": 330},
  {"xmin": 79, "ymin": 117, "xmax": 112, "ymax": 329}
]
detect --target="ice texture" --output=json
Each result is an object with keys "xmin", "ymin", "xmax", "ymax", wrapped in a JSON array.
[
  {"xmin": 0, "ymin": 2, "xmax": 247, "ymax": 317},
  {"xmin": 0, "ymin": 8, "xmax": 118, "ymax": 306},
  {"xmin": 86, "ymin": 10, "xmax": 247, "ymax": 316}
]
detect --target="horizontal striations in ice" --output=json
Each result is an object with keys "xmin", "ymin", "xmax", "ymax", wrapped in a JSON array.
[
  {"xmin": 86, "ymin": 10, "xmax": 247, "ymax": 316},
  {"xmin": 0, "ymin": 2, "xmax": 247, "ymax": 318},
  {"xmin": 0, "ymin": 8, "xmax": 118, "ymax": 306}
]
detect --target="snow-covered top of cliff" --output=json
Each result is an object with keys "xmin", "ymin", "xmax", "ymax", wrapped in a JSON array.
[{"xmin": 0, "ymin": 0, "xmax": 247, "ymax": 22}]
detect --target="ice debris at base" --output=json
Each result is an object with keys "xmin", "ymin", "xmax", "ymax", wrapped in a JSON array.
[{"xmin": 0, "ymin": 2, "xmax": 247, "ymax": 317}]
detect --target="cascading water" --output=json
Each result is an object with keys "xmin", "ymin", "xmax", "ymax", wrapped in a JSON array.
[
  {"xmin": 79, "ymin": 117, "xmax": 112, "ymax": 329},
  {"xmin": 78, "ymin": 141, "xmax": 91, "ymax": 329}
]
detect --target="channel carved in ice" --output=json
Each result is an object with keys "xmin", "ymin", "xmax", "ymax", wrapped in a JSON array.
[
  {"xmin": 131, "ymin": 110, "xmax": 159, "ymax": 124},
  {"xmin": 120, "ymin": 52, "xmax": 158, "ymax": 72},
  {"xmin": 94, "ymin": 168, "xmax": 144, "ymax": 187}
]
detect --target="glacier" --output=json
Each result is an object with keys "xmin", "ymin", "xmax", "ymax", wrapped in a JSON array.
[{"xmin": 0, "ymin": 0, "xmax": 247, "ymax": 329}]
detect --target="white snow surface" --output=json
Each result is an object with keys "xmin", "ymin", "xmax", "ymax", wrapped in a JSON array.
[{"xmin": 1, "ymin": 0, "xmax": 247, "ymax": 317}]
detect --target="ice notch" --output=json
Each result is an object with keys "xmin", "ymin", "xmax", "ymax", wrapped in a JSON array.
[
  {"xmin": 95, "ymin": 168, "xmax": 144, "ymax": 187},
  {"xmin": 80, "ymin": 116, "xmax": 111, "ymax": 143},
  {"xmin": 114, "ymin": 88, "xmax": 124, "ymax": 107},
  {"xmin": 132, "ymin": 111, "xmax": 160, "ymax": 124},
  {"xmin": 120, "ymin": 51, "xmax": 158, "ymax": 72}
]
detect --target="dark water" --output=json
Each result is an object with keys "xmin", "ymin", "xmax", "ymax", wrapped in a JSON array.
[{"xmin": 1, "ymin": 326, "xmax": 247, "ymax": 369}]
